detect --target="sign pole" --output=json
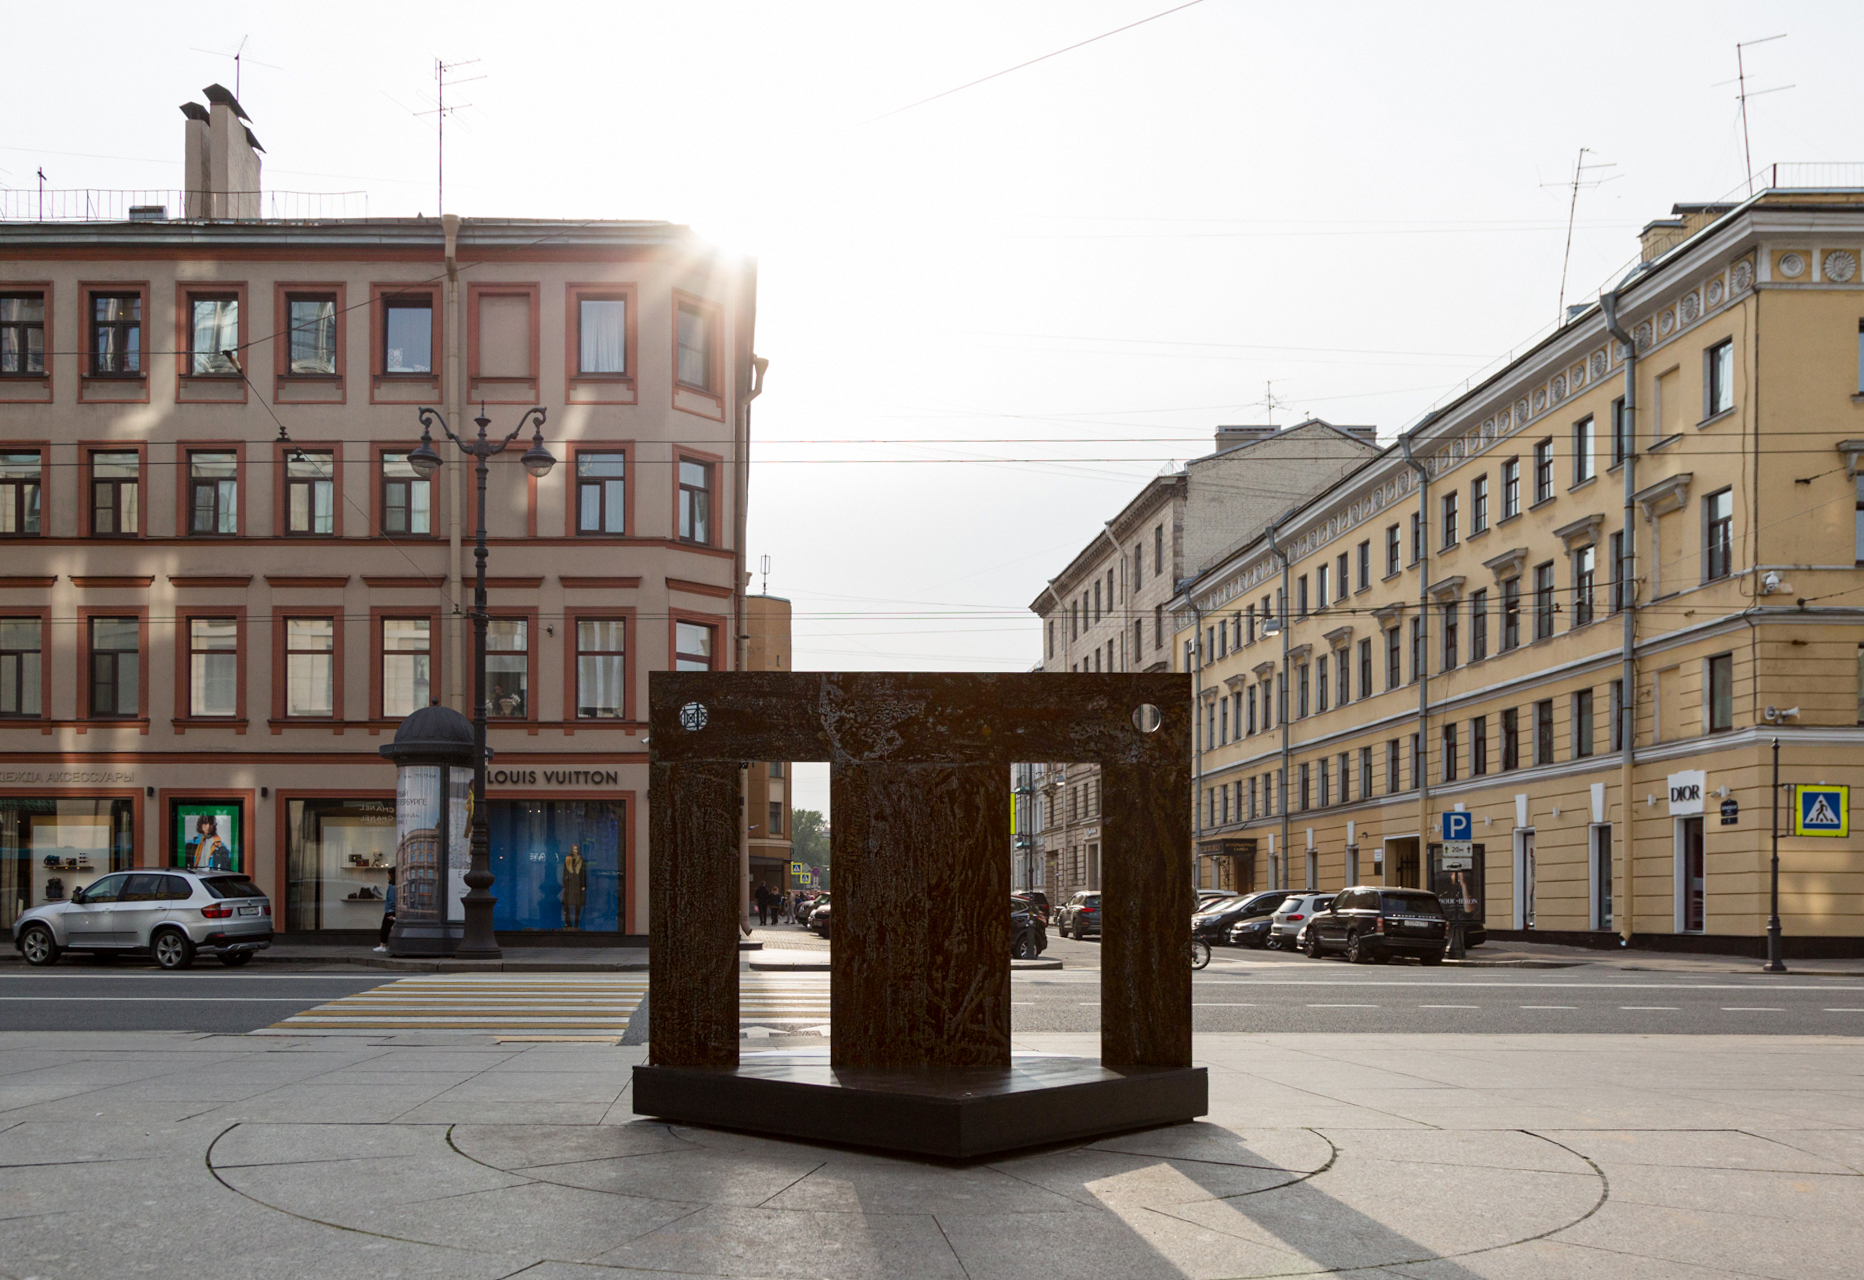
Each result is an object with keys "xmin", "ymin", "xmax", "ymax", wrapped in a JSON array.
[{"xmin": 1766, "ymin": 737, "xmax": 1786, "ymax": 973}]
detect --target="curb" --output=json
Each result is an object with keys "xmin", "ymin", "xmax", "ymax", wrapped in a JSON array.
[{"xmin": 749, "ymin": 951, "xmax": 1064, "ymax": 973}]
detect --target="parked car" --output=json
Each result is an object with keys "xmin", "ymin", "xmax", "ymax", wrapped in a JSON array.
[
  {"xmin": 1197, "ymin": 890, "xmax": 1291, "ymax": 947},
  {"xmin": 1011, "ymin": 900, "xmax": 1048, "ymax": 959},
  {"xmin": 1195, "ymin": 889, "xmax": 1233, "ymax": 908},
  {"xmin": 810, "ymin": 898, "xmax": 832, "ymax": 938},
  {"xmin": 796, "ymin": 893, "xmax": 828, "ymax": 928},
  {"xmin": 1268, "ymin": 892, "xmax": 1334, "ymax": 949},
  {"xmin": 1305, "ymin": 886, "xmax": 1447, "ymax": 964},
  {"xmin": 1011, "ymin": 891, "xmax": 1051, "ymax": 925},
  {"xmin": 1056, "ymin": 891, "xmax": 1100, "ymax": 939},
  {"xmin": 14, "ymin": 870, "xmax": 273, "ymax": 970}
]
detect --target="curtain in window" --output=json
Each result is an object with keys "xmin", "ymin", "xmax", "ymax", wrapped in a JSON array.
[{"xmin": 579, "ymin": 299, "xmax": 626, "ymax": 373}]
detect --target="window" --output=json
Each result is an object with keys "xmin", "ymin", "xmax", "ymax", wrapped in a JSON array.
[
  {"xmin": 1357, "ymin": 638, "xmax": 1372, "ymax": 701},
  {"xmin": 1441, "ymin": 722, "xmax": 1458, "ymax": 783},
  {"xmin": 1386, "ymin": 739, "xmax": 1401, "ymax": 794},
  {"xmin": 1297, "ymin": 575, "xmax": 1309, "ymax": 617},
  {"xmin": 1501, "ymin": 457, "xmax": 1520, "ymax": 519},
  {"xmin": 1572, "ymin": 416, "xmax": 1595, "ymax": 484},
  {"xmin": 1316, "ymin": 564, "xmax": 1329, "ymax": 609},
  {"xmin": 1358, "ymin": 747, "xmax": 1372, "ymax": 798},
  {"xmin": 1533, "ymin": 562, "xmax": 1555, "ymax": 640},
  {"xmin": 486, "ymin": 619, "xmax": 529, "ymax": 718},
  {"xmin": 578, "ymin": 297, "xmax": 628, "ymax": 374},
  {"xmin": 381, "ymin": 619, "xmax": 432, "ymax": 719},
  {"xmin": 1471, "ymin": 715, "xmax": 1488, "ymax": 776},
  {"xmin": 188, "ymin": 296, "xmax": 239, "ymax": 375},
  {"xmin": 1385, "ymin": 524, "xmax": 1400, "ymax": 576},
  {"xmin": 675, "ymin": 620, "xmax": 715, "ymax": 671},
  {"xmin": 91, "ymin": 293, "xmax": 141, "ymax": 375},
  {"xmin": 89, "ymin": 617, "xmax": 138, "ymax": 718},
  {"xmin": 287, "ymin": 296, "xmax": 337, "ymax": 375},
  {"xmin": 0, "ymin": 618, "xmax": 41, "ymax": 716},
  {"xmin": 87, "ymin": 451, "xmax": 138, "ymax": 536},
  {"xmin": 678, "ymin": 458, "xmax": 712, "ymax": 543},
  {"xmin": 1409, "ymin": 617, "xmax": 1423, "ymax": 684},
  {"xmin": 1534, "ymin": 698, "xmax": 1555, "ymax": 765},
  {"xmin": 1245, "ymin": 685, "xmax": 1257, "ymax": 736},
  {"xmin": 1441, "ymin": 491, "xmax": 1458, "ymax": 547},
  {"xmin": 1704, "ymin": 488, "xmax": 1733, "ymax": 581},
  {"xmin": 1469, "ymin": 589, "xmax": 1488, "ymax": 661},
  {"xmin": 384, "ymin": 297, "xmax": 433, "ymax": 373},
  {"xmin": 1298, "ymin": 763, "xmax": 1311, "ymax": 812},
  {"xmin": 1410, "ymin": 512, "xmax": 1422, "ymax": 564},
  {"xmin": 1336, "ymin": 647, "xmax": 1350, "ymax": 705},
  {"xmin": 1609, "ymin": 530, "xmax": 1627, "ymax": 613},
  {"xmin": 1573, "ymin": 545, "xmax": 1596, "ymax": 627},
  {"xmin": 1502, "ymin": 577, "xmax": 1521, "ymax": 650},
  {"xmin": 285, "ymin": 452, "xmax": 334, "ymax": 535},
  {"xmin": 1131, "ymin": 543, "xmax": 1141, "ymax": 591},
  {"xmin": 1471, "ymin": 476, "xmax": 1488, "ymax": 534},
  {"xmin": 188, "ymin": 452, "xmax": 237, "ymax": 535},
  {"xmin": 1705, "ymin": 338, "xmax": 1734, "ymax": 418},
  {"xmin": 1318, "ymin": 760, "xmax": 1330, "ymax": 808},
  {"xmin": 577, "ymin": 452, "xmax": 626, "ymax": 534},
  {"xmin": 0, "ymin": 453, "xmax": 41, "ymax": 535},
  {"xmin": 769, "ymin": 802, "xmax": 783, "ymax": 835},
  {"xmin": 1533, "ymin": 439, "xmax": 1554, "ymax": 503},
  {"xmin": 1154, "ymin": 524, "xmax": 1163, "ymax": 574},
  {"xmin": 1357, "ymin": 539, "xmax": 1371, "ymax": 590},
  {"xmin": 1611, "ymin": 396, "xmax": 1629, "ymax": 467},
  {"xmin": 381, "ymin": 453, "xmax": 431, "ymax": 536},
  {"xmin": 1134, "ymin": 620, "xmax": 1143, "ymax": 661},
  {"xmin": 1336, "ymin": 553, "xmax": 1348, "ymax": 599},
  {"xmin": 1592, "ymin": 824, "xmax": 1613, "ymax": 930},
  {"xmin": 187, "ymin": 618, "xmax": 238, "ymax": 717},
  {"xmin": 769, "ymin": 761, "xmax": 785, "ymax": 778},
  {"xmin": 1095, "ymin": 583, "xmax": 1104, "ymax": 625},
  {"xmin": 676, "ymin": 299, "xmax": 717, "ymax": 393},
  {"xmin": 285, "ymin": 618, "xmax": 334, "ymax": 717},
  {"xmin": 1611, "ymin": 678, "xmax": 1626, "ymax": 751},
  {"xmin": 1219, "ymin": 698, "xmax": 1228, "ymax": 744},
  {"xmin": 1410, "ymin": 734, "xmax": 1422, "ymax": 790},
  {"xmin": 1707, "ymin": 653, "xmax": 1733, "ymax": 732},
  {"xmin": 1316, "ymin": 658, "xmax": 1328, "ymax": 712},
  {"xmin": 1297, "ymin": 663, "xmax": 1310, "ymax": 718},
  {"xmin": 0, "ymin": 293, "xmax": 45, "ymax": 375},
  {"xmin": 1501, "ymin": 707, "xmax": 1520, "ymax": 771},
  {"xmin": 1154, "ymin": 604, "xmax": 1163, "ymax": 649},
  {"xmin": 571, "ymin": 619, "xmax": 627, "ymax": 717},
  {"xmin": 1574, "ymin": 688, "xmax": 1594, "ymax": 758},
  {"xmin": 1441, "ymin": 601, "xmax": 1458, "ymax": 671},
  {"xmin": 1385, "ymin": 626, "xmax": 1401, "ymax": 690}
]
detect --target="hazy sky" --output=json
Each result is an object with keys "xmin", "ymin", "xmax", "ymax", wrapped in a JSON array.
[{"xmin": 10, "ymin": 1, "xmax": 1861, "ymax": 816}]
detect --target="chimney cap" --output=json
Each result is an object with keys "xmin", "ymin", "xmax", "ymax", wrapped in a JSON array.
[
  {"xmin": 179, "ymin": 101, "xmax": 210, "ymax": 122},
  {"xmin": 201, "ymin": 83, "xmax": 251, "ymax": 121},
  {"xmin": 243, "ymin": 126, "xmax": 265, "ymax": 154}
]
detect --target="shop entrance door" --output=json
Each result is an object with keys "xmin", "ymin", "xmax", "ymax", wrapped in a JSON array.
[
  {"xmin": 1387, "ymin": 838, "xmax": 1420, "ymax": 888},
  {"xmin": 1677, "ymin": 816, "xmax": 1705, "ymax": 933},
  {"xmin": 1515, "ymin": 829, "xmax": 1537, "ymax": 929}
]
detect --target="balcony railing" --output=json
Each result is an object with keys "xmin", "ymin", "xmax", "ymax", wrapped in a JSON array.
[{"xmin": 0, "ymin": 189, "xmax": 370, "ymax": 222}]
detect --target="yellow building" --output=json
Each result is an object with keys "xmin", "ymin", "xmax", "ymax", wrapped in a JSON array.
[{"xmin": 1173, "ymin": 185, "xmax": 1864, "ymax": 957}]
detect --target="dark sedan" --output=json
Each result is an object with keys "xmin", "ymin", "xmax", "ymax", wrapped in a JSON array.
[{"xmin": 1194, "ymin": 890, "xmax": 1291, "ymax": 947}]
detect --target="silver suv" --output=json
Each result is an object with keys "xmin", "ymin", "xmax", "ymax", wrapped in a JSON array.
[
  {"xmin": 1270, "ymin": 892, "xmax": 1334, "ymax": 949},
  {"xmin": 13, "ymin": 870, "xmax": 273, "ymax": 970}
]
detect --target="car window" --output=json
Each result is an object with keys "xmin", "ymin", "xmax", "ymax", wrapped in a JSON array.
[
  {"xmin": 161, "ymin": 875, "xmax": 193, "ymax": 900},
  {"xmin": 1381, "ymin": 893, "xmax": 1443, "ymax": 916},
  {"xmin": 202, "ymin": 876, "xmax": 266, "ymax": 900},
  {"xmin": 1083, "ymin": 894, "xmax": 1100, "ymax": 908},
  {"xmin": 76, "ymin": 873, "xmax": 128, "ymax": 903},
  {"xmin": 1313, "ymin": 896, "xmax": 1334, "ymax": 911},
  {"xmin": 122, "ymin": 873, "xmax": 164, "ymax": 902}
]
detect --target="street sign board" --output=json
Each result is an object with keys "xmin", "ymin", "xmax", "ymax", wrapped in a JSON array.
[
  {"xmin": 1441, "ymin": 811, "xmax": 1472, "ymax": 843},
  {"xmin": 1719, "ymin": 798, "xmax": 1739, "ymax": 826},
  {"xmin": 1794, "ymin": 785, "xmax": 1850, "ymax": 837},
  {"xmin": 1440, "ymin": 841, "xmax": 1473, "ymax": 870}
]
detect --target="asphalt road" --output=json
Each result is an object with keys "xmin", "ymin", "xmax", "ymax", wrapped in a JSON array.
[{"xmin": 0, "ymin": 969, "xmax": 399, "ymax": 1033}]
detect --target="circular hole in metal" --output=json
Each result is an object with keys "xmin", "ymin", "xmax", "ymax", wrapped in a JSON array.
[
  {"xmin": 678, "ymin": 701, "xmax": 709, "ymax": 732},
  {"xmin": 1132, "ymin": 703, "xmax": 1163, "ymax": 734}
]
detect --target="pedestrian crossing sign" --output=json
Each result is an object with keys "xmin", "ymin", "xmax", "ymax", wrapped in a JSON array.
[{"xmin": 1794, "ymin": 785, "xmax": 1849, "ymax": 837}]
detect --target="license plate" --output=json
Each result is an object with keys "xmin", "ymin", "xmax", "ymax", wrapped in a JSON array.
[
  {"xmin": 237, "ymin": 905, "xmax": 258, "ymax": 916},
  {"xmin": 1407, "ymin": 919, "xmax": 1436, "ymax": 929}
]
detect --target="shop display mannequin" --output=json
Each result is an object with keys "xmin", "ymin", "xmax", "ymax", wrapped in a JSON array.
[{"xmin": 561, "ymin": 844, "xmax": 586, "ymax": 930}]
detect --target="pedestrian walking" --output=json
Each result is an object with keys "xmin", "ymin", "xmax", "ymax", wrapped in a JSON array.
[
  {"xmin": 754, "ymin": 882, "xmax": 771, "ymax": 927},
  {"xmin": 779, "ymin": 888, "xmax": 794, "ymax": 924},
  {"xmin": 374, "ymin": 869, "xmax": 397, "ymax": 953}
]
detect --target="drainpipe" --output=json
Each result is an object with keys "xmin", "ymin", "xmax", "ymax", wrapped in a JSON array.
[
  {"xmin": 443, "ymin": 214, "xmax": 464, "ymax": 713},
  {"xmin": 1601, "ymin": 276, "xmax": 1641, "ymax": 947},
  {"xmin": 1185, "ymin": 592, "xmax": 1205, "ymax": 884},
  {"xmin": 1266, "ymin": 518, "xmax": 1292, "ymax": 893},
  {"xmin": 732, "ymin": 264, "xmax": 765, "ymax": 935},
  {"xmin": 1398, "ymin": 431, "xmax": 1431, "ymax": 893}
]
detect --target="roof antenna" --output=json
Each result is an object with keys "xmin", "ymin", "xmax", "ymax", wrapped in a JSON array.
[
  {"xmin": 421, "ymin": 58, "xmax": 484, "ymax": 217},
  {"xmin": 760, "ymin": 554, "xmax": 772, "ymax": 595},
  {"xmin": 1733, "ymin": 34, "xmax": 1791, "ymax": 194},
  {"xmin": 188, "ymin": 36, "xmax": 283, "ymax": 101},
  {"xmin": 1547, "ymin": 147, "xmax": 1618, "ymax": 324},
  {"xmin": 1252, "ymin": 380, "xmax": 1290, "ymax": 428}
]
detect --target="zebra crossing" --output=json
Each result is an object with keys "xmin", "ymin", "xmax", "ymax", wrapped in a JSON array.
[{"xmin": 259, "ymin": 972, "xmax": 832, "ymax": 1039}]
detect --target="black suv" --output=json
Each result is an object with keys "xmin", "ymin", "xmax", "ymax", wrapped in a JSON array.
[
  {"xmin": 1193, "ymin": 890, "xmax": 1291, "ymax": 947},
  {"xmin": 1306, "ymin": 886, "xmax": 1447, "ymax": 964}
]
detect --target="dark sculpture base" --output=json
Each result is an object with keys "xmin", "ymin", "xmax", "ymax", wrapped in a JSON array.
[{"xmin": 632, "ymin": 1052, "xmax": 1207, "ymax": 1159}]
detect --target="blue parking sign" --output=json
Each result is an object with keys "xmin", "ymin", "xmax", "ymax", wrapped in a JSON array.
[
  {"xmin": 1441, "ymin": 811, "xmax": 1472, "ymax": 843},
  {"xmin": 1794, "ymin": 786, "xmax": 1849, "ymax": 838}
]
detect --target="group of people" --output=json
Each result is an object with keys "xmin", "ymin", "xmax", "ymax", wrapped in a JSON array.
[{"xmin": 753, "ymin": 882, "xmax": 823, "ymax": 926}]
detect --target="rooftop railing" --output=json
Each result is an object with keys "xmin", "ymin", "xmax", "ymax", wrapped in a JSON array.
[{"xmin": 0, "ymin": 188, "xmax": 370, "ymax": 222}]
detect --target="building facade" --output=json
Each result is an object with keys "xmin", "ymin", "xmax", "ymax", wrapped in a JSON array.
[
  {"xmin": 745, "ymin": 592, "xmax": 793, "ymax": 899},
  {"xmin": 0, "ymin": 94, "xmax": 762, "ymax": 943},
  {"xmin": 1174, "ymin": 186, "xmax": 1864, "ymax": 955}
]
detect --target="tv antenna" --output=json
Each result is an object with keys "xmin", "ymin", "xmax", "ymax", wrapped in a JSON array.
[
  {"xmin": 1544, "ymin": 148, "xmax": 1619, "ymax": 323},
  {"xmin": 189, "ymin": 36, "xmax": 283, "ymax": 101},
  {"xmin": 760, "ymin": 554, "xmax": 772, "ymax": 595},
  {"xmin": 1251, "ymin": 380, "xmax": 1291, "ymax": 427},
  {"xmin": 419, "ymin": 58, "xmax": 484, "ymax": 217},
  {"xmin": 1730, "ymin": 34, "xmax": 1792, "ymax": 195}
]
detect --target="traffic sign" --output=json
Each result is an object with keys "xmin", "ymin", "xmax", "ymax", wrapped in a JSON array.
[
  {"xmin": 1794, "ymin": 785, "xmax": 1849, "ymax": 837},
  {"xmin": 1441, "ymin": 811, "xmax": 1472, "ymax": 843},
  {"xmin": 1440, "ymin": 842, "xmax": 1473, "ymax": 871}
]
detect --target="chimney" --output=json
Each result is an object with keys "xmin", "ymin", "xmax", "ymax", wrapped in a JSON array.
[
  {"xmin": 1214, "ymin": 424, "xmax": 1277, "ymax": 452},
  {"xmin": 1638, "ymin": 203, "xmax": 1736, "ymax": 264},
  {"xmin": 182, "ymin": 84, "xmax": 263, "ymax": 220}
]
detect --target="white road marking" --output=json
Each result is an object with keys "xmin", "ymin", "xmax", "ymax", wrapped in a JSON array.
[
  {"xmin": 1307, "ymin": 1003, "xmax": 1378, "ymax": 1008},
  {"xmin": 1520, "ymin": 1005, "xmax": 1576, "ymax": 1010},
  {"xmin": 1418, "ymin": 1004, "xmax": 1479, "ymax": 1009},
  {"xmin": 1720, "ymin": 1007, "xmax": 1782, "ymax": 1012},
  {"xmin": 1619, "ymin": 1006, "xmax": 1679, "ymax": 1011}
]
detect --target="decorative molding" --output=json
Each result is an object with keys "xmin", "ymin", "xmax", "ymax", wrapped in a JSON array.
[
  {"xmin": 1223, "ymin": 673, "xmax": 1248, "ymax": 691},
  {"xmin": 1824, "ymin": 249, "xmax": 1858, "ymax": 283},
  {"xmin": 1482, "ymin": 547, "xmax": 1529, "ymax": 582},
  {"xmin": 1322, "ymin": 625, "xmax": 1355, "ymax": 650},
  {"xmin": 560, "ymin": 576, "xmax": 643, "ymax": 589},
  {"xmin": 666, "ymin": 577, "xmax": 733, "ymax": 600},
  {"xmin": 168, "ymin": 575, "xmax": 252, "ymax": 588},
  {"xmin": 362, "ymin": 576, "xmax": 442, "ymax": 589},
  {"xmin": 1285, "ymin": 643, "xmax": 1313, "ymax": 663},
  {"xmin": 1371, "ymin": 601, "xmax": 1406, "ymax": 626},
  {"xmin": 1426, "ymin": 575, "xmax": 1466, "ymax": 602},
  {"xmin": 1837, "ymin": 441, "xmax": 1864, "ymax": 478},
  {"xmin": 265, "ymin": 575, "xmax": 349, "ymax": 589},
  {"xmin": 0, "ymin": 575, "xmax": 56, "ymax": 588},
  {"xmin": 1633, "ymin": 472, "xmax": 1693, "ymax": 519},
  {"xmin": 70, "ymin": 576, "xmax": 153, "ymax": 588},
  {"xmin": 1551, "ymin": 513, "xmax": 1605, "ymax": 550}
]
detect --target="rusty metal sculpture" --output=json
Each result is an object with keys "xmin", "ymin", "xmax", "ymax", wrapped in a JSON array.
[{"xmin": 632, "ymin": 671, "xmax": 1204, "ymax": 1158}]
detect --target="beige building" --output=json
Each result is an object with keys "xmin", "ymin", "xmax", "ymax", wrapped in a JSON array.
[
  {"xmin": 1029, "ymin": 420, "xmax": 1378, "ymax": 903},
  {"xmin": 1174, "ymin": 184, "xmax": 1864, "ymax": 956},
  {"xmin": 0, "ymin": 89, "xmax": 764, "ymax": 944},
  {"xmin": 744, "ymin": 592, "xmax": 793, "ymax": 899}
]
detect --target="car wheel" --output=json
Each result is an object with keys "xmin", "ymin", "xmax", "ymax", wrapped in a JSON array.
[
  {"xmin": 1058, "ymin": 920, "xmax": 1070, "ymax": 939},
  {"xmin": 1346, "ymin": 932, "xmax": 1372, "ymax": 965},
  {"xmin": 1420, "ymin": 953, "xmax": 1443, "ymax": 966},
  {"xmin": 151, "ymin": 928, "xmax": 195, "ymax": 971},
  {"xmin": 1303, "ymin": 930, "xmax": 1323, "ymax": 959},
  {"xmin": 219, "ymin": 950, "xmax": 254, "ymax": 967},
  {"xmin": 19, "ymin": 924, "xmax": 59, "ymax": 967},
  {"xmin": 1012, "ymin": 933, "xmax": 1037, "ymax": 960}
]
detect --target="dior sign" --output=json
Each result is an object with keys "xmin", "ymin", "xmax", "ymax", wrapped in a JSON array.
[{"xmin": 1667, "ymin": 769, "xmax": 1707, "ymax": 816}]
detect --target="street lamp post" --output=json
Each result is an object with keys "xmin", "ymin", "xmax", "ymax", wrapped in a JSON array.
[
  {"xmin": 1766, "ymin": 736, "xmax": 1787, "ymax": 973},
  {"xmin": 408, "ymin": 404, "xmax": 556, "ymax": 959}
]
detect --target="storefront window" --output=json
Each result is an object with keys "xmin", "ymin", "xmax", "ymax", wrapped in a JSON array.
[
  {"xmin": 486, "ymin": 619, "xmax": 528, "ymax": 717},
  {"xmin": 1, "ymin": 797, "xmax": 134, "ymax": 930},
  {"xmin": 285, "ymin": 798, "xmax": 396, "ymax": 931},
  {"xmin": 173, "ymin": 802, "xmax": 241, "ymax": 872},
  {"xmin": 488, "ymin": 800, "xmax": 623, "ymax": 932}
]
